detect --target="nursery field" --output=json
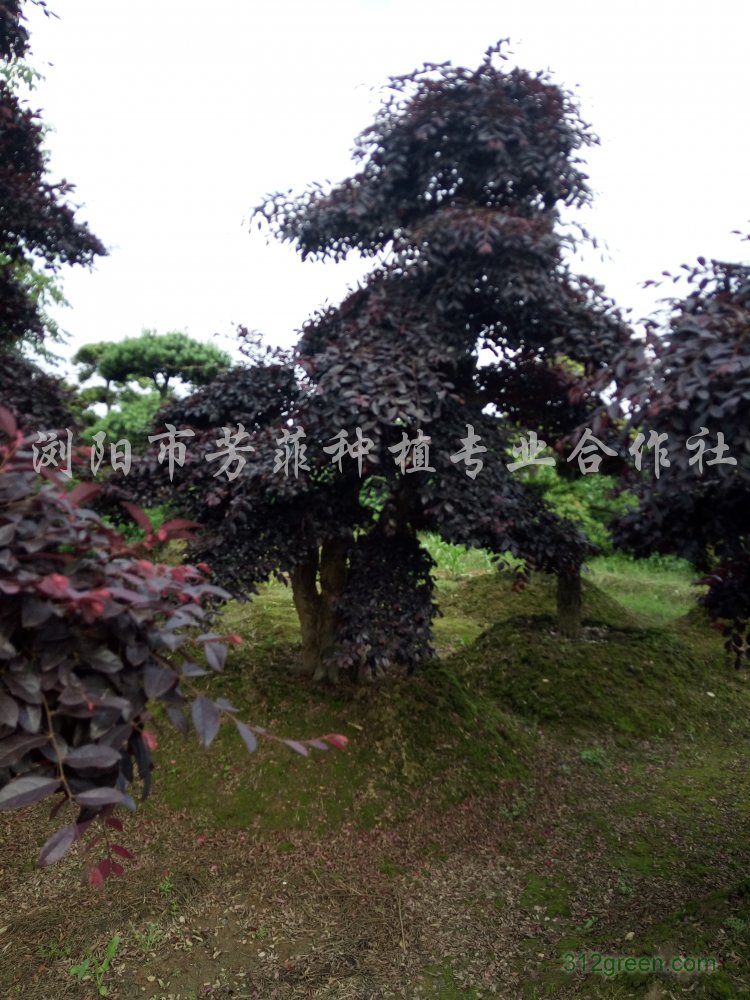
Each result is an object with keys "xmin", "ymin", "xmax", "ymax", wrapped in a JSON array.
[
  {"xmin": 4, "ymin": 4, "xmax": 750, "ymax": 998},
  {"xmin": 2, "ymin": 554, "xmax": 750, "ymax": 1000}
]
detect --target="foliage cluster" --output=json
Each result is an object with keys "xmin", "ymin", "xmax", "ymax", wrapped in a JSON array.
[
  {"xmin": 613, "ymin": 248, "xmax": 750, "ymax": 658},
  {"xmin": 0, "ymin": 0, "xmax": 104, "ymax": 351},
  {"xmin": 73, "ymin": 330, "xmax": 232, "ymax": 401},
  {"xmin": 69, "ymin": 331, "xmax": 234, "ymax": 450},
  {"xmin": 0, "ymin": 405, "xmax": 345, "ymax": 875},
  {"xmin": 0, "ymin": 0, "xmax": 104, "ymax": 432},
  {"xmin": 122, "ymin": 45, "xmax": 633, "ymax": 678},
  {"xmin": 82, "ymin": 391, "xmax": 165, "ymax": 452},
  {"xmin": 526, "ymin": 466, "xmax": 635, "ymax": 554}
]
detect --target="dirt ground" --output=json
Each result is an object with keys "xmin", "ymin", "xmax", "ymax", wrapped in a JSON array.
[{"xmin": 3, "ymin": 727, "xmax": 750, "ymax": 1000}]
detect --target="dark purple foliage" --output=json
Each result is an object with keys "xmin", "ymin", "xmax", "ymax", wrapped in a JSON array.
[
  {"xmin": 612, "ymin": 244, "xmax": 750, "ymax": 658},
  {"xmin": 0, "ymin": 351, "xmax": 76, "ymax": 430},
  {"xmin": 119, "ymin": 46, "xmax": 630, "ymax": 676},
  {"xmin": 1, "ymin": 0, "xmax": 105, "ymax": 430},
  {"xmin": 0, "ymin": 406, "xmax": 347, "ymax": 873}
]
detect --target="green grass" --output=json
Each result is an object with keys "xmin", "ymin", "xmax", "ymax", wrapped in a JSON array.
[
  {"xmin": 419, "ymin": 962, "xmax": 482, "ymax": 999},
  {"xmin": 579, "ymin": 748, "xmax": 609, "ymax": 768},
  {"xmin": 147, "ymin": 552, "xmax": 747, "ymax": 842},
  {"xmin": 145, "ymin": 549, "xmax": 750, "ymax": 998},
  {"xmin": 520, "ymin": 875, "xmax": 572, "ymax": 917},
  {"xmin": 421, "ymin": 531, "xmax": 523, "ymax": 580},
  {"xmin": 587, "ymin": 552, "xmax": 701, "ymax": 623},
  {"xmin": 534, "ymin": 880, "xmax": 750, "ymax": 999},
  {"xmin": 151, "ymin": 614, "xmax": 531, "ymax": 833},
  {"xmin": 152, "ymin": 671, "xmax": 528, "ymax": 833},
  {"xmin": 422, "ymin": 538, "xmax": 702, "ymax": 624},
  {"xmin": 22, "ymin": 541, "xmax": 750, "ymax": 999},
  {"xmin": 444, "ymin": 583, "xmax": 741, "ymax": 740}
]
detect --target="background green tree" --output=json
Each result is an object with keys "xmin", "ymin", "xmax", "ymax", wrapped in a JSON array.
[
  {"xmin": 73, "ymin": 330, "xmax": 234, "ymax": 450},
  {"xmin": 89, "ymin": 330, "xmax": 232, "ymax": 400}
]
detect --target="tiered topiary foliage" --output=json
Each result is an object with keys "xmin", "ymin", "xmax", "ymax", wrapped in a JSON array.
[
  {"xmin": 0, "ymin": 351, "xmax": 76, "ymax": 429},
  {"xmin": 125, "ymin": 47, "xmax": 630, "ymax": 678},
  {"xmin": 82, "ymin": 330, "xmax": 234, "ymax": 400},
  {"xmin": 613, "ymin": 242, "xmax": 750, "ymax": 661}
]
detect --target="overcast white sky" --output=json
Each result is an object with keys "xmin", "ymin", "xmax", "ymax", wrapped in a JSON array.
[{"xmin": 23, "ymin": 0, "xmax": 750, "ymax": 377}]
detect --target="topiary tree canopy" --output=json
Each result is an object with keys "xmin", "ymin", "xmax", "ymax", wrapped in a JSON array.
[
  {"xmin": 613, "ymin": 242, "xmax": 750, "ymax": 659},
  {"xmin": 71, "ymin": 331, "xmax": 235, "ymax": 452},
  {"xmin": 123, "ymin": 45, "xmax": 630, "ymax": 679}
]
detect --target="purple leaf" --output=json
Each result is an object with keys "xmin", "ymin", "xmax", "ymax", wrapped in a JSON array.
[
  {"xmin": 3, "ymin": 671, "xmax": 41, "ymax": 703},
  {"xmin": 97, "ymin": 857, "xmax": 113, "ymax": 881},
  {"xmin": 68, "ymin": 482, "xmax": 101, "ymax": 507},
  {"xmin": 88, "ymin": 865, "xmax": 105, "ymax": 888},
  {"xmin": 17, "ymin": 702, "xmax": 42, "ymax": 734},
  {"xmin": 74, "ymin": 818, "xmax": 95, "ymax": 841},
  {"xmin": 191, "ymin": 696, "xmax": 221, "ymax": 747},
  {"xmin": 181, "ymin": 661, "xmax": 207, "ymax": 678},
  {"xmin": 124, "ymin": 641, "xmax": 150, "ymax": 666},
  {"xmin": 322, "ymin": 733, "xmax": 349, "ymax": 750},
  {"xmin": 157, "ymin": 632, "xmax": 182, "ymax": 651},
  {"xmin": 284, "ymin": 739, "xmax": 309, "ymax": 757},
  {"xmin": 234, "ymin": 719, "xmax": 257, "ymax": 754},
  {"xmin": 39, "ymin": 646, "xmax": 68, "ymax": 671},
  {"xmin": 21, "ymin": 597, "xmax": 53, "ymax": 628},
  {"xmin": 65, "ymin": 744, "xmax": 122, "ymax": 770},
  {"xmin": 307, "ymin": 739, "xmax": 330, "ymax": 751},
  {"xmin": 38, "ymin": 823, "xmax": 77, "ymax": 866},
  {"xmin": 0, "ymin": 404, "xmax": 18, "ymax": 438},
  {"xmin": 121, "ymin": 501, "xmax": 153, "ymax": 534},
  {"xmin": 87, "ymin": 648, "xmax": 122, "ymax": 674},
  {"xmin": 166, "ymin": 704, "xmax": 189, "ymax": 736},
  {"xmin": 0, "ymin": 732, "xmax": 49, "ymax": 767},
  {"xmin": 215, "ymin": 697, "xmax": 238, "ymax": 713},
  {"xmin": 132, "ymin": 732, "xmax": 152, "ymax": 800},
  {"xmin": 204, "ymin": 643, "xmax": 227, "ymax": 672},
  {"xmin": 0, "ymin": 691, "xmax": 19, "ymax": 728},
  {"xmin": 75, "ymin": 787, "xmax": 127, "ymax": 807},
  {"xmin": 107, "ymin": 585, "xmax": 148, "ymax": 603},
  {"xmin": 144, "ymin": 664, "xmax": 178, "ymax": 699},
  {"xmin": 0, "ymin": 774, "xmax": 60, "ymax": 811}
]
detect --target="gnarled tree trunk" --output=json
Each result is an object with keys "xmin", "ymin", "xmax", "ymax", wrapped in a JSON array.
[
  {"xmin": 289, "ymin": 539, "xmax": 348, "ymax": 681},
  {"xmin": 290, "ymin": 552, "xmax": 321, "ymax": 677}
]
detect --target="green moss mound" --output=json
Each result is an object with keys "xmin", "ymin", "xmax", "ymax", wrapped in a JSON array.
[
  {"xmin": 152, "ymin": 640, "xmax": 530, "ymax": 834},
  {"xmin": 441, "ymin": 570, "xmax": 638, "ymax": 630},
  {"xmin": 151, "ymin": 570, "xmax": 745, "ymax": 834},
  {"xmin": 442, "ymin": 573, "xmax": 737, "ymax": 740}
]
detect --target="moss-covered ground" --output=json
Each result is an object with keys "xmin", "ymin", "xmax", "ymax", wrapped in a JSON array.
[{"xmin": 2, "ymin": 552, "xmax": 750, "ymax": 999}]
